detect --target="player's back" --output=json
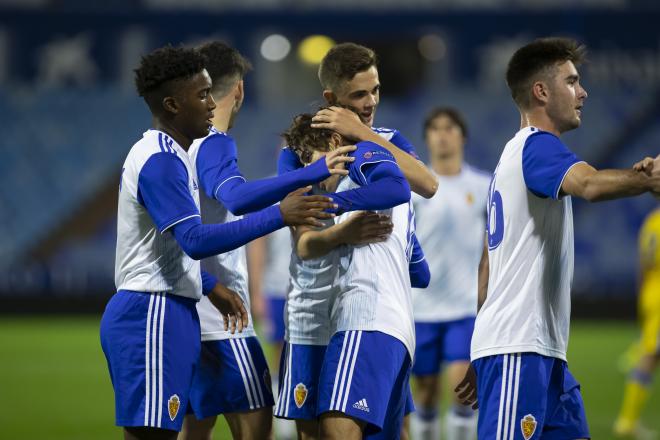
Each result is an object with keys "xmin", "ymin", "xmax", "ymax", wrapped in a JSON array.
[
  {"xmin": 471, "ymin": 127, "xmax": 575, "ymax": 362},
  {"xmin": 412, "ymin": 164, "xmax": 490, "ymax": 322},
  {"xmin": 115, "ymin": 129, "xmax": 202, "ymax": 299},
  {"xmin": 188, "ymin": 131, "xmax": 253, "ymax": 340},
  {"xmin": 333, "ymin": 144, "xmax": 415, "ymax": 358}
]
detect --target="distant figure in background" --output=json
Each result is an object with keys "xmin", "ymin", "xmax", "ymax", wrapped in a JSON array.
[
  {"xmin": 410, "ymin": 108, "xmax": 490, "ymax": 440},
  {"xmin": 248, "ymin": 229, "xmax": 298, "ymax": 440},
  {"xmin": 614, "ymin": 206, "xmax": 660, "ymax": 439}
]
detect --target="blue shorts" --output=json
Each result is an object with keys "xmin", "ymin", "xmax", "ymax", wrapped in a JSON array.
[
  {"xmin": 318, "ymin": 331, "xmax": 412, "ymax": 435},
  {"xmin": 413, "ymin": 317, "xmax": 475, "ymax": 376},
  {"xmin": 274, "ymin": 343, "xmax": 327, "ymax": 420},
  {"xmin": 100, "ymin": 290, "xmax": 200, "ymax": 431},
  {"xmin": 473, "ymin": 353, "xmax": 590, "ymax": 440},
  {"xmin": 265, "ymin": 296, "xmax": 286, "ymax": 343},
  {"xmin": 187, "ymin": 336, "xmax": 274, "ymax": 419}
]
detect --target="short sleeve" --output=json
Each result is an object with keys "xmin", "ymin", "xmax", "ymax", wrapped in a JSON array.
[
  {"xmin": 138, "ymin": 153, "xmax": 200, "ymax": 233},
  {"xmin": 277, "ymin": 147, "xmax": 303, "ymax": 175},
  {"xmin": 196, "ymin": 133, "xmax": 245, "ymax": 200},
  {"xmin": 389, "ymin": 130, "xmax": 419, "ymax": 159},
  {"xmin": 348, "ymin": 141, "xmax": 399, "ymax": 186},
  {"xmin": 522, "ymin": 131, "xmax": 583, "ymax": 199}
]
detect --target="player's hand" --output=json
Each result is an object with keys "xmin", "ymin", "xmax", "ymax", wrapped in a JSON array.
[
  {"xmin": 207, "ymin": 283, "xmax": 248, "ymax": 334},
  {"xmin": 323, "ymin": 145, "xmax": 357, "ymax": 176},
  {"xmin": 311, "ymin": 106, "xmax": 370, "ymax": 142},
  {"xmin": 339, "ymin": 211, "xmax": 393, "ymax": 245},
  {"xmin": 280, "ymin": 186, "xmax": 337, "ymax": 228},
  {"xmin": 632, "ymin": 156, "xmax": 656, "ymax": 175},
  {"xmin": 455, "ymin": 363, "xmax": 479, "ymax": 410}
]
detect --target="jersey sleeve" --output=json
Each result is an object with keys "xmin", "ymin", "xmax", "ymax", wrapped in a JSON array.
[
  {"xmin": 522, "ymin": 131, "xmax": 583, "ymax": 200},
  {"xmin": 137, "ymin": 152, "xmax": 200, "ymax": 233},
  {"xmin": 196, "ymin": 133, "xmax": 245, "ymax": 200},
  {"xmin": 278, "ymin": 147, "xmax": 303, "ymax": 175},
  {"xmin": 349, "ymin": 141, "xmax": 399, "ymax": 186},
  {"xmin": 389, "ymin": 129, "xmax": 419, "ymax": 159}
]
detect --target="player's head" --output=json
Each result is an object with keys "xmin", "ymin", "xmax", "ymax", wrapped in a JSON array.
[
  {"xmin": 134, "ymin": 45, "xmax": 215, "ymax": 142},
  {"xmin": 197, "ymin": 41, "xmax": 252, "ymax": 129},
  {"xmin": 423, "ymin": 107, "xmax": 467, "ymax": 161},
  {"xmin": 282, "ymin": 110, "xmax": 344, "ymax": 165},
  {"xmin": 506, "ymin": 37, "xmax": 587, "ymax": 133},
  {"xmin": 318, "ymin": 43, "xmax": 379, "ymax": 127}
]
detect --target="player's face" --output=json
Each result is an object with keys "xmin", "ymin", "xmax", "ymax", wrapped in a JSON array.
[
  {"xmin": 425, "ymin": 114, "xmax": 464, "ymax": 161},
  {"xmin": 546, "ymin": 61, "xmax": 587, "ymax": 133},
  {"xmin": 309, "ymin": 148, "xmax": 342, "ymax": 192},
  {"xmin": 331, "ymin": 66, "xmax": 380, "ymax": 127},
  {"xmin": 175, "ymin": 69, "xmax": 216, "ymax": 140}
]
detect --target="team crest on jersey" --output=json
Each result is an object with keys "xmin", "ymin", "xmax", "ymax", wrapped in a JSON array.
[
  {"xmin": 168, "ymin": 394, "xmax": 180, "ymax": 421},
  {"xmin": 520, "ymin": 414, "xmax": 537, "ymax": 440},
  {"xmin": 294, "ymin": 383, "xmax": 308, "ymax": 408},
  {"xmin": 466, "ymin": 192, "xmax": 474, "ymax": 205}
]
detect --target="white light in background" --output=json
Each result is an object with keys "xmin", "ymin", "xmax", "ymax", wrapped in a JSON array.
[
  {"xmin": 260, "ymin": 34, "xmax": 291, "ymax": 62},
  {"xmin": 418, "ymin": 34, "xmax": 447, "ymax": 62}
]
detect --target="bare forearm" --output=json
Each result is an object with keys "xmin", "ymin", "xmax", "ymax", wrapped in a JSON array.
[
  {"xmin": 296, "ymin": 224, "xmax": 345, "ymax": 260},
  {"xmin": 477, "ymin": 238, "xmax": 489, "ymax": 312},
  {"xmin": 563, "ymin": 164, "xmax": 659, "ymax": 202}
]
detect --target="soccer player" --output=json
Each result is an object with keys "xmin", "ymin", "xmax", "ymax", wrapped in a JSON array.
[
  {"xmin": 614, "ymin": 206, "xmax": 660, "ymax": 438},
  {"xmin": 455, "ymin": 37, "xmax": 660, "ymax": 440},
  {"xmin": 410, "ymin": 108, "xmax": 490, "ymax": 440},
  {"xmin": 181, "ymin": 42, "xmax": 356, "ymax": 440},
  {"xmin": 274, "ymin": 42, "xmax": 433, "ymax": 440},
  {"xmin": 282, "ymin": 111, "xmax": 430, "ymax": 440},
  {"xmin": 100, "ymin": 45, "xmax": 338, "ymax": 440}
]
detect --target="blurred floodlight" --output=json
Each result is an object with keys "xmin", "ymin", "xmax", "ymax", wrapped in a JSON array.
[
  {"xmin": 298, "ymin": 35, "xmax": 336, "ymax": 65},
  {"xmin": 418, "ymin": 34, "xmax": 447, "ymax": 62},
  {"xmin": 260, "ymin": 34, "xmax": 291, "ymax": 62}
]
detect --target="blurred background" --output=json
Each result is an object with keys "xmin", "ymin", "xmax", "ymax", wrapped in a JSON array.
[{"xmin": 0, "ymin": 0, "xmax": 659, "ymax": 439}]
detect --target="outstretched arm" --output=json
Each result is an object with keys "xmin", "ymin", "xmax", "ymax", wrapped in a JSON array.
[{"xmin": 561, "ymin": 162, "xmax": 660, "ymax": 202}]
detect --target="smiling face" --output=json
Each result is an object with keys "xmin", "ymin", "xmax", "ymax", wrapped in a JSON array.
[
  {"xmin": 544, "ymin": 60, "xmax": 588, "ymax": 133},
  {"xmin": 172, "ymin": 69, "xmax": 216, "ymax": 141},
  {"xmin": 326, "ymin": 66, "xmax": 380, "ymax": 127}
]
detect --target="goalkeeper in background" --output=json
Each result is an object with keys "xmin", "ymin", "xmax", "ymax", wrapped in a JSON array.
[{"xmin": 615, "ymin": 206, "xmax": 660, "ymax": 438}]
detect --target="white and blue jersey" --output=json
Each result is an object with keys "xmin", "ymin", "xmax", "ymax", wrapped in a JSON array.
[
  {"xmin": 471, "ymin": 126, "xmax": 583, "ymax": 362},
  {"xmin": 115, "ymin": 129, "xmax": 202, "ymax": 300}
]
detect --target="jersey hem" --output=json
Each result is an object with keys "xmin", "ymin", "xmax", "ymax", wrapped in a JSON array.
[
  {"xmin": 470, "ymin": 344, "xmax": 567, "ymax": 362},
  {"xmin": 200, "ymin": 329, "xmax": 256, "ymax": 341}
]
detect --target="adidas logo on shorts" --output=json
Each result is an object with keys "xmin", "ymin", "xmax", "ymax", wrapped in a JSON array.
[{"xmin": 352, "ymin": 398, "xmax": 370, "ymax": 412}]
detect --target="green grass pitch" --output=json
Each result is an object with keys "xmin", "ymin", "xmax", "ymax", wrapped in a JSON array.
[{"xmin": 0, "ymin": 317, "xmax": 658, "ymax": 439}]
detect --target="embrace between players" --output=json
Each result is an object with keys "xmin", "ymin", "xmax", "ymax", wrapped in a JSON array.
[{"xmin": 101, "ymin": 36, "xmax": 660, "ymax": 440}]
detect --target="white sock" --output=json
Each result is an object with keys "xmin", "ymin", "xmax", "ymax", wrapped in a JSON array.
[
  {"xmin": 272, "ymin": 377, "xmax": 297, "ymax": 440},
  {"xmin": 410, "ymin": 406, "xmax": 439, "ymax": 440},
  {"xmin": 445, "ymin": 405, "xmax": 478, "ymax": 440}
]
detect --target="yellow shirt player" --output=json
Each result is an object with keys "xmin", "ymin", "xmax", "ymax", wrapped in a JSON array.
[{"xmin": 615, "ymin": 207, "xmax": 660, "ymax": 438}]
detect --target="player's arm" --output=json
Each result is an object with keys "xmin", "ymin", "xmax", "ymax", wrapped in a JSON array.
[
  {"xmin": 477, "ymin": 235, "xmax": 489, "ymax": 312},
  {"xmin": 294, "ymin": 212, "xmax": 393, "ymax": 260},
  {"xmin": 246, "ymin": 237, "xmax": 267, "ymax": 322},
  {"xmin": 311, "ymin": 106, "xmax": 438, "ymax": 198},
  {"xmin": 138, "ymin": 153, "xmax": 336, "ymax": 260},
  {"xmin": 197, "ymin": 134, "xmax": 355, "ymax": 215},
  {"xmin": 201, "ymin": 270, "xmax": 248, "ymax": 334},
  {"xmin": 409, "ymin": 233, "xmax": 430, "ymax": 288},
  {"xmin": 522, "ymin": 132, "xmax": 660, "ymax": 201}
]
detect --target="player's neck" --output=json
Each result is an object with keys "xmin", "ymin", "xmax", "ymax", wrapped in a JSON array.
[
  {"xmin": 210, "ymin": 105, "xmax": 233, "ymax": 132},
  {"xmin": 520, "ymin": 109, "xmax": 561, "ymax": 137},
  {"xmin": 152, "ymin": 118, "xmax": 192, "ymax": 150},
  {"xmin": 432, "ymin": 154, "xmax": 462, "ymax": 176}
]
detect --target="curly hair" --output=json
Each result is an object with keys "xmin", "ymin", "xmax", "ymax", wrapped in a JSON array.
[
  {"xmin": 197, "ymin": 41, "xmax": 252, "ymax": 97},
  {"xmin": 506, "ymin": 37, "xmax": 586, "ymax": 109},
  {"xmin": 134, "ymin": 45, "xmax": 206, "ymax": 98},
  {"xmin": 318, "ymin": 42, "xmax": 377, "ymax": 93},
  {"xmin": 282, "ymin": 112, "xmax": 335, "ymax": 165}
]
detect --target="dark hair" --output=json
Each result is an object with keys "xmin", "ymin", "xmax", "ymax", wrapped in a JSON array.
[
  {"xmin": 318, "ymin": 42, "xmax": 377, "ymax": 92},
  {"xmin": 134, "ymin": 45, "xmax": 206, "ymax": 99},
  {"xmin": 197, "ymin": 41, "xmax": 252, "ymax": 97},
  {"xmin": 423, "ymin": 107, "xmax": 468, "ymax": 138},
  {"xmin": 282, "ymin": 111, "xmax": 335, "ymax": 164},
  {"xmin": 506, "ymin": 37, "xmax": 586, "ymax": 109}
]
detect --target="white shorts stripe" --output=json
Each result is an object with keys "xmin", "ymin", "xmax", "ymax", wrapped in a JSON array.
[
  {"xmin": 496, "ymin": 353, "xmax": 509, "ymax": 440},
  {"xmin": 284, "ymin": 342, "xmax": 293, "ymax": 417},
  {"xmin": 330, "ymin": 332, "xmax": 350, "ymax": 410},
  {"xmin": 235, "ymin": 338, "xmax": 261, "ymax": 408},
  {"xmin": 144, "ymin": 293, "xmax": 156, "ymax": 426},
  {"xmin": 156, "ymin": 293, "xmax": 166, "ymax": 428},
  {"xmin": 230, "ymin": 339, "xmax": 255, "ymax": 410},
  {"xmin": 508, "ymin": 354, "xmax": 522, "ymax": 440},
  {"xmin": 334, "ymin": 331, "xmax": 357, "ymax": 411},
  {"xmin": 340, "ymin": 330, "xmax": 362, "ymax": 412},
  {"xmin": 502, "ymin": 354, "xmax": 515, "ymax": 440},
  {"xmin": 149, "ymin": 293, "xmax": 162, "ymax": 426},
  {"xmin": 274, "ymin": 344, "xmax": 287, "ymax": 416},
  {"xmin": 240, "ymin": 338, "xmax": 266, "ymax": 408}
]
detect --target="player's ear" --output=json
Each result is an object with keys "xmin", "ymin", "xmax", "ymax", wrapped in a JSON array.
[
  {"xmin": 235, "ymin": 80, "xmax": 244, "ymax": 105},
  {"xmin": 162, "ymin": 96, "xmax": 179, "ymax": 115},
  {"xmin": 323, "ymin": 89, "xmax": 337, "ymax": 105},
  {"xmin": 532, "ymin": 80, "xmax": 549, "ymax": 105},
  {"xmin": 330, "ymin": 132, "xmax": 343, "ymax": 148}
]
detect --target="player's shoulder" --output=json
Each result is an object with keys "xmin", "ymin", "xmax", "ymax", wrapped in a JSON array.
[
  {"xmin": 126, "ymin": 130, "xmax": 180, "ymax": 166},
  {"xmin": 350, "ymin": 141, "xmax": 395, "ymax": 161},
  {"xmin": 464, "ymin": 163, "xmax": 492, "ymax": 183}
]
